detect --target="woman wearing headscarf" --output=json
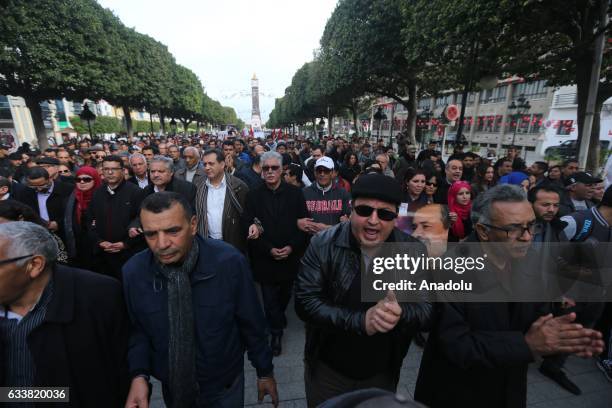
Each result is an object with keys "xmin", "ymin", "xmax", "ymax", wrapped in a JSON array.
[
  {"xmin": 63, "ymin": 166, "xmax": 101, "ymax": 269},
  {"xmin": 499, "ymin": 171, "xmax": 530, "ymax": 192},
  {"xmin": 447, "ymin": 181, "xmax": 473, "ymax": 242}
]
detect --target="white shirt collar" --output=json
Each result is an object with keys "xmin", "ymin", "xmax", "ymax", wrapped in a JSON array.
[{"xmin": 206, "ymin": 174, "xmax": 226, "ymax": 189}]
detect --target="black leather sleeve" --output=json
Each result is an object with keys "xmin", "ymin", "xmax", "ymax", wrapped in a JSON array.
[{"xmin": 295, "ymin": 235, "xmax": 367, "ymax": 335}]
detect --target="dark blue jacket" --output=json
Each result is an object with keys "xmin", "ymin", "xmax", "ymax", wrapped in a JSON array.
[{"xmin": 122, "ymin": 235, "xmax": 273, "ymax": 401}]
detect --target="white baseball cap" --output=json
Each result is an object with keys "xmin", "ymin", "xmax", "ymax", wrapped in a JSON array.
[{"xmin": 315, "ymin": 156, "xmax": 335, "ymax": 170}]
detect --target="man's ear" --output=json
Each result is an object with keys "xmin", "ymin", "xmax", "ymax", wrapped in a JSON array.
[
  {"xmin": 27, "ymin": 254, "xmax": 47, "ymax": 279},
  {"xmin": 190, "ymin": 215, "xmax": 198, "ymax": 236},
  {"xmin": 475, "ymin": 223, "xmax": 489, "ymax": 242}
]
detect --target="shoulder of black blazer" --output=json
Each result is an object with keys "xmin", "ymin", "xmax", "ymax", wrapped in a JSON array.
[{"xmin": 52, "ymin": 180, "xmax": 74, "ymax": 197}]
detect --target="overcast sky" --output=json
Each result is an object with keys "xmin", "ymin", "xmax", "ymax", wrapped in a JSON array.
[{"xmin": 97, "ymin": 0, "xmax": 337, "ymax": 124}]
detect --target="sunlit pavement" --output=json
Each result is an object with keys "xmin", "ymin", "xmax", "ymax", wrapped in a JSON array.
[{"xmin": 151, "ymin": 304, "xmax": 612, "ymax": 407}]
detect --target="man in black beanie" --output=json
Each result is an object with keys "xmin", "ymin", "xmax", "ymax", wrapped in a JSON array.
[{"xmin": 295, "ymin": 173, "xmax": 432, "ymax": 407}]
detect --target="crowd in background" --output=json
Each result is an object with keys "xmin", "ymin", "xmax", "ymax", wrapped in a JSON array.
[{"xmin": 0, "ymin": 130, "xmax": 611, "ymax": 408}]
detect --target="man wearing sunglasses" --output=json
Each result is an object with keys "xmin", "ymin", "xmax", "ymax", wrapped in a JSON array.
[
  {"xmin": 0, "ymin": 221, "xmax": 129, "ymax": 406},
  {"xmin": 295, "ymin": 173, "xmax": 432, "ymax": 407},
  {"xmin": 244, "ymin": 151, "xmax": 308, "ymax": 356},
  {"xmin": 300, "ymin": 157, "xmax": 351, "ymax": 236}
]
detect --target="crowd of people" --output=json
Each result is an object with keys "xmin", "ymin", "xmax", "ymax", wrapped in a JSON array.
[{"xmin": 0, "ymin": 131, "xmax": 610, "ymax": 408}]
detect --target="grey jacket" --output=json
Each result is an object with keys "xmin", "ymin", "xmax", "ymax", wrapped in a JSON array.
[
  {"xmin": 194, "ymin": 173, "xmax": 249, "ymax": 253},
  {"xmin": 175, "ymin": 165, "xmax": 206, "ymax": 185}
]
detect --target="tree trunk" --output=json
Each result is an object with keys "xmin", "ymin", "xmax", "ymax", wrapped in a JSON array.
[
  {"xmin": 25, "ymin": 95, "xmax": 49, "ymax": 150},
  {"xmin": 123, "ymin": 106, "xmax": 133, "ymax": 138},
  {"xmin": 159, "ymin": 110, "xmax": 166, "ymax": 134},
  {"xmin": 456, "ymin": 83, "xmax": 470, "ymax": 144},
  {"xmin": 351, "ymin": 101, "xmax": 360, "ymax": 136},
  {"xmin": 587, "ymin": 97, "xmax": 604, "ymax": 171},
  {"xmin": 389, "ymin": 103, "xmax": 395, "ymax": 145},
  {"xmin": 328, "ymin": 107, "xmax": 332, "ymax": 137},
  {"xmin": 406, "ymin": 82, "xmax": 417, "ymax": 146},
  {"xmin": 181, "ymin": 119, "xmax": 192, "ymax": 134}
]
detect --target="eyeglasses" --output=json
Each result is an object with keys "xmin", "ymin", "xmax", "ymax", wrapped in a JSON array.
[
  {"xmin": 76, "ymin": 177, "xmax": 94, "ymax": 183},
  {"xmin": 262, "ymin": 165, "xmax": 280, "ymax": 172},
  {"xmin": 480, "ymin": 222, "xmax": 542, "ymax": 239},
  {"xmin": 102, "ymin": 167, "xmax": 122, "ymax": 173},
  {"xmin": 353, "ymin": 205, "xmax": 397, "ymax": 221},
  {"xmin": 425, "ymin": 182, "xmax": 437, "ymax": 187},
  {"xmin": 316, "ymin": 167, "xmax": 332, "ymax": 174},
  {"xmin": 59, "ymin": 169, "xmax": 71, "ymax": 174},
  {"xmin": 0, "ymin": 254, "xmax": 34, "ymax": 266}
]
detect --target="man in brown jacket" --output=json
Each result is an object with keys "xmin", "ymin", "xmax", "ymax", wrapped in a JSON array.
[{"xmin": 194, "ymin": 148, "xmax": 250, "ymax": 252}]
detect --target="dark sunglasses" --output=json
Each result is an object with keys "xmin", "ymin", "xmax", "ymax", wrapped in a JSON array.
[
  {"xmin": 425, "ymin": 182, "xmax": 437, "ymax": 187},
  {"xmin": 0, "ymin": 254, "xmax": 34, "ymax": 266},
  {"xmin": 353, "ymin": 205, "xmax": 397, "ymax": 221},
  {"xmin": 76, "ymin": 177, "xmax": 94, "ymax": 183},
  {"xmin": 59, "ymin": 169, "xmax": 71, "ymax": 174},
  {"xmin": 262, "ymin": 165, "xmax": 280, "ymax": 172},
  {"xmin": 316, "ymin": 167, "xmax": 332, "ymax": 174}
]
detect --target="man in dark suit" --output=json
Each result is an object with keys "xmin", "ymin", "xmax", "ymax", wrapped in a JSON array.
[
  {"xmin": 15, "ymin": 166, "xmax": 72, "ymax": 241},
  {"xmin": 0, "ymin": 221, "xmax": 129, "ymax": 406},
  {"xmin": 88, "ymin": 156, "xmax": 146, "ymax": 280}
]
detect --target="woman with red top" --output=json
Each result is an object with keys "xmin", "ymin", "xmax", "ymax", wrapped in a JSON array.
[
  {"xmin": 63, "ymin": 166, "xmax": 102, "ymax": 269},
  {"xmin": 447, "ymin": 181, "xmax": 473, "ymax": 242}
]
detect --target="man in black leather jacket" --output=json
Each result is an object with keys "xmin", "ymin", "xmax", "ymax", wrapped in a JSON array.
[{"xmin": 294, "ymin": 174, "xmax": 432, "ymax": 407}]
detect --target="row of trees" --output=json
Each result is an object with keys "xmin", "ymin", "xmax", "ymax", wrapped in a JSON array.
[
  {"xmin": 68, "ymin": 116, "xmax": 200, "ymax": 135},
  {"xmin": 267, "ymin": 0, "xmax": 610, "ymax": 169},
  {"xmin": 0, "ymin": 0, "xmax": 243, "ymax": 149}
]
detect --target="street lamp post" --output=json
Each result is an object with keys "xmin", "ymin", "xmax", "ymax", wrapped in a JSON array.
[
  {"xmin": 79, "ymin": 104, "xmax": 96, "ymax": 141},
  {"xmin": 508, "ymin": 93, "xmax": 531, "ymax": 147}
]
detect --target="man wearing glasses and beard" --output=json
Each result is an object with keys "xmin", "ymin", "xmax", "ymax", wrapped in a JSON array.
[{"xmin": 244, "ymin": 151, "xmax": 308, "ymax": 357}]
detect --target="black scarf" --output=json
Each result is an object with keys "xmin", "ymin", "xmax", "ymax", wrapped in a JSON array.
[{"xmin": 156, "ymin": 239, "xmax": 200, "ymax": 407}]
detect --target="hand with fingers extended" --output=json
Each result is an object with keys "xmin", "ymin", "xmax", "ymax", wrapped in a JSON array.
[
  {"xmin": 524, "ymin": 313, "xmax": 604, "ymax": 357},
  {"xmin": 257, "ymin": 376, "xmax": 279, "ymax": 407},
  {"xmin": 365, "ymin": 291, "xmax": 402, "ymax": 336}
]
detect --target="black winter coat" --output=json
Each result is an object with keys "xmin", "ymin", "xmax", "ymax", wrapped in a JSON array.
[
  {"xmin": 87, "ymin": 180, "xmax": 145, "ymax": 248},
  {"xmin": 294, "ymin": 222, "xmax": 433, "ymax": 381},
  {"xmin": 15, "ymin": 179, "xmax": 73, "ymax": 241},
  {"xmin": 243, "ymin": 182, "xmax": 308, "ymax": 283},
  {"xmin": 0, "ymin": 265, "xmax": 130, "ymax": 407},
  {"xmin": 415, "ymin": 301, "xmax": 549, "ymax": 408},
  {"xmin": 142, "ymin": 176, "xmax": 197, "ymax": 210}
]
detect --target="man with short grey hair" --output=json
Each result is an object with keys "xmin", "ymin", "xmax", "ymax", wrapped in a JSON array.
[
  {"xmin": 175, "ymin": 146, "xmax": 205, "ymax": 184},
  {"xmin": 144, "ymin": 155, "xmax": 196, "ymax": 207},
  {"xmin": 244, "ymin": 151, "xmax": 308, "ymax": 356},
  {"xmin": 128, "ymin": 153, "xmax": 150, "ymax": 189},
  {"xmin": 415, "ymin": 184, "xmax": 605, "ymax": 408},
  {"xmin": 0, "ymin": 221, "xmax": 129, "ymax": 405}
]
